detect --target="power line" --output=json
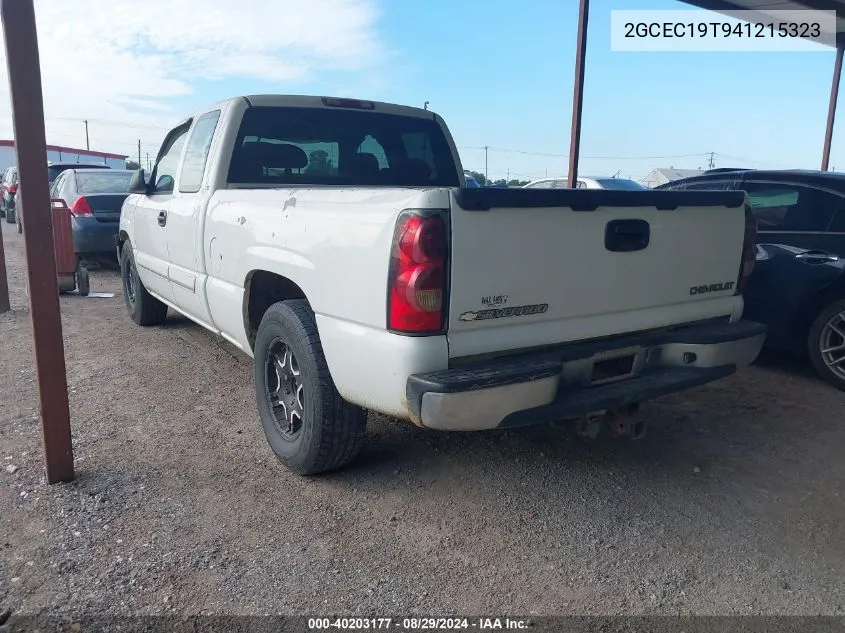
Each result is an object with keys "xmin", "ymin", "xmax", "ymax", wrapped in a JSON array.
[
  {"xmin": 714, "ymin": 153, "xmax": 791, "ymax": 169},
  {"xmin": 45, "ymin": 116, "xmax": 171, "ymax": 132},
  {"xmin": 458, "ymin": 145, "xmax": 711, "ymax": 161}
]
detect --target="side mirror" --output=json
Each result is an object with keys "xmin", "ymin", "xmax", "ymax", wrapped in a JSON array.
[
  {"xmin": 51, "ymin": 198, "xmax": 69, "ymax": 209},
  {"xmin": 128, "ymin": 169, "xmax": 149, "ymax": 194}
]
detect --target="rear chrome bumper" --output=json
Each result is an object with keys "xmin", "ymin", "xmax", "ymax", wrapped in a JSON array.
[{"xmin": 406, "ymin": 320, "xmax": 766, "ymax": 431}]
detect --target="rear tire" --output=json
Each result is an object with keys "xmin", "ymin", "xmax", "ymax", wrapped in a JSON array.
[
  {"xmin": 5, "ymin": 207, "xmax": 14, "ymax": 224},
  {"xmin": 254, "ymin": 300, "xmax": 367, "ymax": 475},
  {"xmin": 77, "ymin": 263, "xmax": 90, "ymax": 297},
  {"xmin": 120, "ymin": 242, "xmax": 167, "ymax": 326},
  {"xmin": 807, "ymin": 299, "xmax": 845, "ymax": 391}
]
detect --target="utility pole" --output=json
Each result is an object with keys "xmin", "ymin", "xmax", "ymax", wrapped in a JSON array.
[
  {"xmin": 83, "ymin": 119, "xmax": 89, "ymax": 150},
  {"xmin": 423, "ymin": 101, "xmax": 429, "ymax": 111},
  {"xmin": 707, "ymin": 152, "xmax": 715, "ymax": 170},
  {"xmin": 506, "ymin": 169, "xmax": 509, "ymax": 182},
  {"xmin": 484, "ymin": 146, "xmax": 488, "ymax": 184},
  {"xmin": 145, "ymin": 152, "xmax": 150, "ymax": 170},
  {"xmin": 137, "ymin": 139, "xmax": 141, "ymax": 168}
]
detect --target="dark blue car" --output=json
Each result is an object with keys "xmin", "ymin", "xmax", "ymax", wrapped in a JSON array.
[
  {"xmin": 49, "ymin": 168, "xmax": 135, "ymax": 262},
  {"xmin": 657, "ymin": 169, "xmax": 845, "ymax": 390}
]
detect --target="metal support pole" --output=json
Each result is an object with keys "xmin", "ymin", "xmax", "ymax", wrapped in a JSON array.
[
  {"xmin": 0, "ymin": 218, "xmax": 9, "ymax": 313},
  {"xmin": 1, "ymin": 0, "xmax": 74, "ymax": 483},
  {"xmin": 822, "ymin": 41, "xmax": 845, "ymax": 172},
  {"xmin": 568, "ymin": 0, "xmax": 589, "ymax": 189}
]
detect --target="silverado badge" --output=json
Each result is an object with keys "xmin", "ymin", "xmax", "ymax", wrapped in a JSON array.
[{"xmin": 459, "ymin": 303, "xmax": 549, "ymax": 322}]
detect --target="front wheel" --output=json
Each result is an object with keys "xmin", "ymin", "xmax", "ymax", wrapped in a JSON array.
[
  {"xmin": 808, "ymin": 299, "xmax": 845, "ymax": 391},
  {"xmin": 119, "ymin": 242, "xmax": 168, "ymax": 326},
  {"xmin": 254, "ymin": 300, "xmax": 367, "ymax": 475}
]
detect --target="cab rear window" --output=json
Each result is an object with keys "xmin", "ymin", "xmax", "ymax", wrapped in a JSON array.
[{"xmin": 227, "ymin": 106, "xmax": 460, "ymax": 187}]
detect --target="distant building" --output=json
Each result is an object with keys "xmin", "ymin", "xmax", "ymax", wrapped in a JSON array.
[
  {"xmin": 640, "ymin": 167, "xmax": 703, "ymax": 189},
  {"xmin": 0, "ymin": 139, "xmax": 128, "ymax": 173}
]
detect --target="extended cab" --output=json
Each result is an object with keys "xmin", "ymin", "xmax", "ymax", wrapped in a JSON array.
[{"xmin": 118, "ymin": 95, "xmax": 765, "ymax": 475}]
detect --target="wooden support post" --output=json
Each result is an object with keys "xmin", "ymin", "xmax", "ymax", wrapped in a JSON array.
[{"xmin": 1, "ymin": 0, "xmax": 74, "ymax": 483}]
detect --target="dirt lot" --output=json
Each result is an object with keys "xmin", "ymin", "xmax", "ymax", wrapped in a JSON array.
[{"xmin": 1, "ymin": 224, "xmax": 845, "ymax": 621}]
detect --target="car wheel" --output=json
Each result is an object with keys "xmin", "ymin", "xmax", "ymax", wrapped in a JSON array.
[
  {"xmin": 808, "ymin": 299, "xmax": 845, "ymax": 391},
  {"xmin": 254, "ymin": 299, "xmax": 367, "ymax": 475},
  {"xmin": 4, "ymin": 207, "xmax": 14, "ymax": 224},
  {"xmin": 77, "ymin": 263, "xmax": 90, "ymax": 297},
  {"xmin": 119, "ymin": 242, "xmax": 167, "ymax": 326}
]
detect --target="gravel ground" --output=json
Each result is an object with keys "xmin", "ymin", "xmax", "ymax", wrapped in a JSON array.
[{"xmin": 1, "ymin": 224, "xmax": 845, "ymax": 622}]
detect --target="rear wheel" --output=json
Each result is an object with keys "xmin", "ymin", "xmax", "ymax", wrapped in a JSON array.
[
  {"xmin": 254, "ymin": 300, "xmax": 367, "ymax": 475},
  {"xmin": 808, "ymin": 299, "xmax": 845, "ymax": 391},
  {"xmin": 77, "ymin": 263, "xmax": 90, "ymax": 297},
  {"xmin": 119, "ymin": 242, "xmax": 167, "ymax": 326},
  {"xmin": 4, "ymin": 206, "xmax": 14, "ymax": 224}
]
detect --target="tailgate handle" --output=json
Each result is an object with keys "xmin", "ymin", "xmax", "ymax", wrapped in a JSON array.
[
  {"xmin": 605, "ymin": 219, "xmax": 650, "ymax": 253},
  {"xmin": 157, "ymin": 210, "xmax": 167, "ymax": 227}
]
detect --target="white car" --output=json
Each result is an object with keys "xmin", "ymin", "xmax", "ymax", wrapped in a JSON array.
[
  {"xmin": 118, "ymin": 94, "xmax": 764, "ymax": 475},
  {"xmin": 524, "ymin": 176, "xmax": 645, "ymax": 190}
]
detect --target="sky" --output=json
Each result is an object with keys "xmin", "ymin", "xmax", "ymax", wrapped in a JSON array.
[{"xmin": 0, "ymin": 0, "xmax": 838, "ymax": 183}]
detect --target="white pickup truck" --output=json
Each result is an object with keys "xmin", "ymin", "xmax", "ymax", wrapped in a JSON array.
[{"xmin": 118, "ymin": 94, "xmax": 765, "ymax": 475}]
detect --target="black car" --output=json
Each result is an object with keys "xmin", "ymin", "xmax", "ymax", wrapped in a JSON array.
[{"xmin": 657, "ymin": 169, "xmax": 845, "ymax": 390}]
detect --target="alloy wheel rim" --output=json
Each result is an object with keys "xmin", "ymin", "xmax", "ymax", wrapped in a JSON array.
[
  {"xmin": 820, "ymin": 310, "xmax": 845, "ymax": 380},
  {"xmin": 265, "ymin": 340, "xmax": 304, "ymax": 440},
  {"xmin": 125, "ymin": 259, "xmax": 137, "ymax": 306}
]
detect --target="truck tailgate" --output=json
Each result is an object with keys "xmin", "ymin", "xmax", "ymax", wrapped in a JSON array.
[{"xmin": 447, "ymin": 188, "xmax": 749, "ymax": 358}]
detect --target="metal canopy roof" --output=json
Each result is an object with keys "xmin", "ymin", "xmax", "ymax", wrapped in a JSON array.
[{"xmin": 680, "ymin": 0, "xmax": 845, "ymax": 44}]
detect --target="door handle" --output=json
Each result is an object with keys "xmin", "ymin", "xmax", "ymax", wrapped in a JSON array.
[
  {"xmin": 795, "ymin": 250, "xmax": 839, "ymax": 264},
  {"xmin": 157, "ymin": 210, "xmax": 167, "ymax": 227}
]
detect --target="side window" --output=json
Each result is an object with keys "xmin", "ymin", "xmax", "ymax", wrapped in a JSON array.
[
  {"xmin": 680, "ymin": 179, "xmax": 734, "ymax": 191},
  {"xmin": 743, "ymin": 182, "xmax": 840, "ymax": 232},
  {"xmin": 575, "ymin": 180, "xmax": 587, "ymax": 189},
  {"xmin": 528, "ymin": 180, "xmax": 554, "ymax": 189},
  {"xmin": 152, "ymin": 124, "xmax": 191, "ymax": 195},
  {"xmin": 179, "ymin": 110, "xmax": 221, "ymax": 193},
  {"xmin": 50, "ymin": 173, "xmax": 66, "ymax": 199},
  {"xmin": 829, "ymin": 208, "xmax": 845, "ymax": 232}
]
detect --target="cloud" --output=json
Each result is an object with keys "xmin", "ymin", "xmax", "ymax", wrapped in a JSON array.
[{"xmin": 0, "ymin": 0, "xmax": 385, "ymax": 161}]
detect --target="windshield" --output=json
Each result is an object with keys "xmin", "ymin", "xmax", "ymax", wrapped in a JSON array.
[
  {"xmin": 76, "ymin": 171, "xmax": 134, "ymax": 194},
  {"xmin": 595, "ymin": 178, "xmax": 645, "ymax": 190},
  {"xmin": 228, "ymin": 106, "xmax": 460, "ymax": 187}
]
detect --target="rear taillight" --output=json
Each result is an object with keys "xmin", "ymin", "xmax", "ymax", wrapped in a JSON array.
[
  {"xmin": 387, "ymin": 210, "xmax": 448, "ymax": 334},
  {"xmin": 8, "ymin": 184, "xmax": 17, "ymax": 194},
  {"xmin": 70, "ymin": 196, "xmax": 93, "ymax": 217},
  {"xmin": 737, "ymin": 202, "xmax": 757, "ymax": 294}
]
